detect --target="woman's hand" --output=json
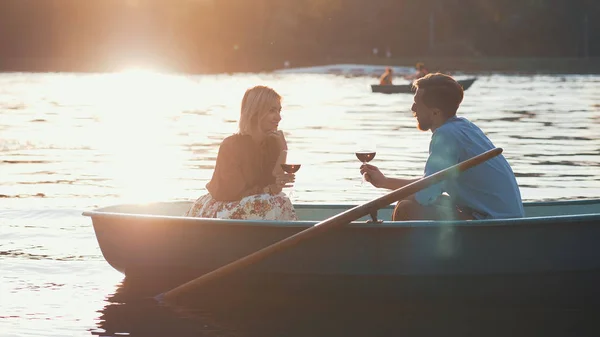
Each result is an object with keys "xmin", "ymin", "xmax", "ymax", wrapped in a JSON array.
[
  {"xmin": 269, "ymin": 130, "xmax": 288, "ymax": 152},
  {"xmin": 265, "ymin": 172, "xmax": 294, "ymax": 195},
  {"xmin": 275, "ymin": 172, "xmax": 295, "ymax": 188},
  {"xmin": 263, "ymin": 172, "xmax": 295, "ymax": 195}
]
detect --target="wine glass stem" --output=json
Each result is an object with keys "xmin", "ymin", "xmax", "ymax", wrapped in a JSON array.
[{"xmin": 361, "ymin": 161, "xmax": 367, "ymax": 186}]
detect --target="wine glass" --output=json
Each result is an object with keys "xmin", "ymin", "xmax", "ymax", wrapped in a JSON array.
[
  {"xmin": 355, "ymin": 140, "xmax": 377, "ymax": 186},
  {"xmin": 281, "ymin": 160, "xmax": 301, "ymax": 200}
]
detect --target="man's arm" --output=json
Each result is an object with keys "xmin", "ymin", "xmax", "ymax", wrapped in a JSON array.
[
  {"xmin": 377, "ymin": 177, "xmax": 420, "ymax": 190},
  {"xmin": 361, "ymin": 164, "xmax": 420, "ymax": 190}
]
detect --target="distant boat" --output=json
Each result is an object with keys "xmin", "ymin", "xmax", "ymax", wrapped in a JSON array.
[
  {"xmin": 372, "ymin": 78, "xmax": 477, "ymax": 94},
  {"xmin": 274, "ymin": 64, "xmax": 414, "ymax": 77}
]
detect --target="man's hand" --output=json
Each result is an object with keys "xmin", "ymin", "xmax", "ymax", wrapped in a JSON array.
[{"xmin": 360, "ymin": 164, "xmax": 386, "ymax": 188}]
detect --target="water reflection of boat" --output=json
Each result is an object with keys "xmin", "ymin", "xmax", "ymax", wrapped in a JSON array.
[
  {"xmin": 94, "ymin": 275, "xmax": 600, "ymax": 337},
  {"xmin": 372, "ymin": 78, "xmax": 477, "ymax": 94},
  {"xmin": 93, "ymin": 279, "xmax": 237, "ymax": 337},
  {"xmin": 84, "ymin": 199, "xmax": 600, "ymax": 305}
]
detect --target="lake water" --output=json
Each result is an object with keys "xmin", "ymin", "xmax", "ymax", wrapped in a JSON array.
[{"xmin": 1, "ymin": 71, "xmax": 599, "ymax": 336}]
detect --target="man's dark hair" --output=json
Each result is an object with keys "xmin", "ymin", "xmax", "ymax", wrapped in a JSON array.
[{"xmin": 413, "ymin": 73, "xmax": 464, "ymax": 117}]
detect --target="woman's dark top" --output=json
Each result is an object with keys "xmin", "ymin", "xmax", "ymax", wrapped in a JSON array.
[{"xmin": 206, "ymin": 134, "xmax": 280, "ymax": 201}]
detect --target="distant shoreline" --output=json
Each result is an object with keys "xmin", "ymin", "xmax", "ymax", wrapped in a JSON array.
[
  {"xmin": 311, "ymin": 57, "xmax": 600, "ymax": 75},
  {"xmin": 1, "ymin": 57, "xmax": 599, "ymax": 75}
]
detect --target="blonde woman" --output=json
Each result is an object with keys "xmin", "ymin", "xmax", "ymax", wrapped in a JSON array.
[{"xmin": 185, "ymin": 86, "xmax": 297, "ymax": 220}]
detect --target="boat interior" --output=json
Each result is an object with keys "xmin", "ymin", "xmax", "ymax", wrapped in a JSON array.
[{"xmin": 91, "ymin": 199, "xmax": 600, "ymax": 222}]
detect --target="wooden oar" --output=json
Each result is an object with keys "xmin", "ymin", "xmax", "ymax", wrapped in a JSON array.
[{"xmin": 156, "ymin": 147, "xmax": 503, "ymax": 303}]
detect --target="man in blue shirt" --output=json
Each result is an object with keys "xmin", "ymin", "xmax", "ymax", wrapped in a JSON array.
[{"xmin": 360, "ymin": 73, "xmax": 524, "ymax": 220}]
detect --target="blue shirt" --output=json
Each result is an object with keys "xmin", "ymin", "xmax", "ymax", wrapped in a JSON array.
[{"xmin": 415, "ymin": 116, "xmax": 525, "ymax": 219}]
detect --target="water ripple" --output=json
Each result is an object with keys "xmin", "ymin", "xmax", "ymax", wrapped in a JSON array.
[{"xmin": 0, "ymin": 249, "xmax": 86, "ymax": 261}]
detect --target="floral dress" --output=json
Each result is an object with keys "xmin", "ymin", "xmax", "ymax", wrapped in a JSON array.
[
  {"xmin": 184, "ymin": 192, "xmax": 297, "ymax": 220},
  {"xmin": 184, "ymin": 133, "xmax": 298, "ymax": 221}
]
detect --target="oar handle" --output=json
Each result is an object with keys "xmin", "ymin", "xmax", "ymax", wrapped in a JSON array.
[{"xmin": 157, "ymin": 147, "xmax": 503, "ymax": 303}]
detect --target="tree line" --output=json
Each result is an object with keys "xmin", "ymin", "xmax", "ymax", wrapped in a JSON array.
[{"xmin": 0, "ymin": 0, "xmax": 598, "ymax": 73}]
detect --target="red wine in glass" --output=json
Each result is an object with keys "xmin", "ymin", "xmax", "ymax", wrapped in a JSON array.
[
  {"xmin": 280, "ymin": 164, "xmax": 300, "ymax": 199},
  {"xmin": 355, "ymin": 152, "xmax": 376, "ymax": 163},
  {"xmin": 281, "ymin": 164, "xmax": 301, "ymax": 174},
  {"xmin": 356, "ymin": 150, "xmax": 376, "ymax": 186}
]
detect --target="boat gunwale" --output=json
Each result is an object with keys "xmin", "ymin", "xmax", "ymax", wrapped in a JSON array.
[
  {"xmin": 82, "ymin": 198, "xmax": 600, "ymax": 229},
  {"xmin": 294, "ymin": 198, "xmax": 600, "ymax": 207}
]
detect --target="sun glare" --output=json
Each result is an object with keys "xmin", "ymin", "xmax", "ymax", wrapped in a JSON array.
[
  {"xmin": 36, "ymin": 68, "xmax": 239, "ymax": 204},
  {"xmin": 116, "ymin": 67, "xmax": 167, "ymax": 82},
  {"xmin": 88, "ymin": 68, "xmax": 193, "ymax": 203}
]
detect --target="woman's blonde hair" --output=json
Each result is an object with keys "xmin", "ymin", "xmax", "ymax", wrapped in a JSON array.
[{"xmin": 238, "ymin": 86, "xmax": 281, "ymax": 136}]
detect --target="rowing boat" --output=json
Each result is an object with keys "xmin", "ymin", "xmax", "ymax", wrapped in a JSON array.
[
  {"xmin": 371, "ymin": 78, "xmax": 477, "ymax": 94},
  {"xmin": 83, "ymin": 199, "xmax": 600, "ymax": 302}
]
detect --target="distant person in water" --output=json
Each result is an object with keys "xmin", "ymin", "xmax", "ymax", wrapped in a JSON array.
[
  {"xmin": 360, "ymin": 73, "xmax": 524, "ymax": 220},
  {"xmin": 405, "ymin": 62, "xmax": 430, "ymax": 80},
  {"xmin": 415, "ymin": 62, "xmax": 429, "ymax": 78},
  {"xmin": 379, "ymin": 67, "xmax": 393, "ymax": 85},
  {"xmin": 184, "ymin": 86, "xmax": 297, "ymax": 220}
]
